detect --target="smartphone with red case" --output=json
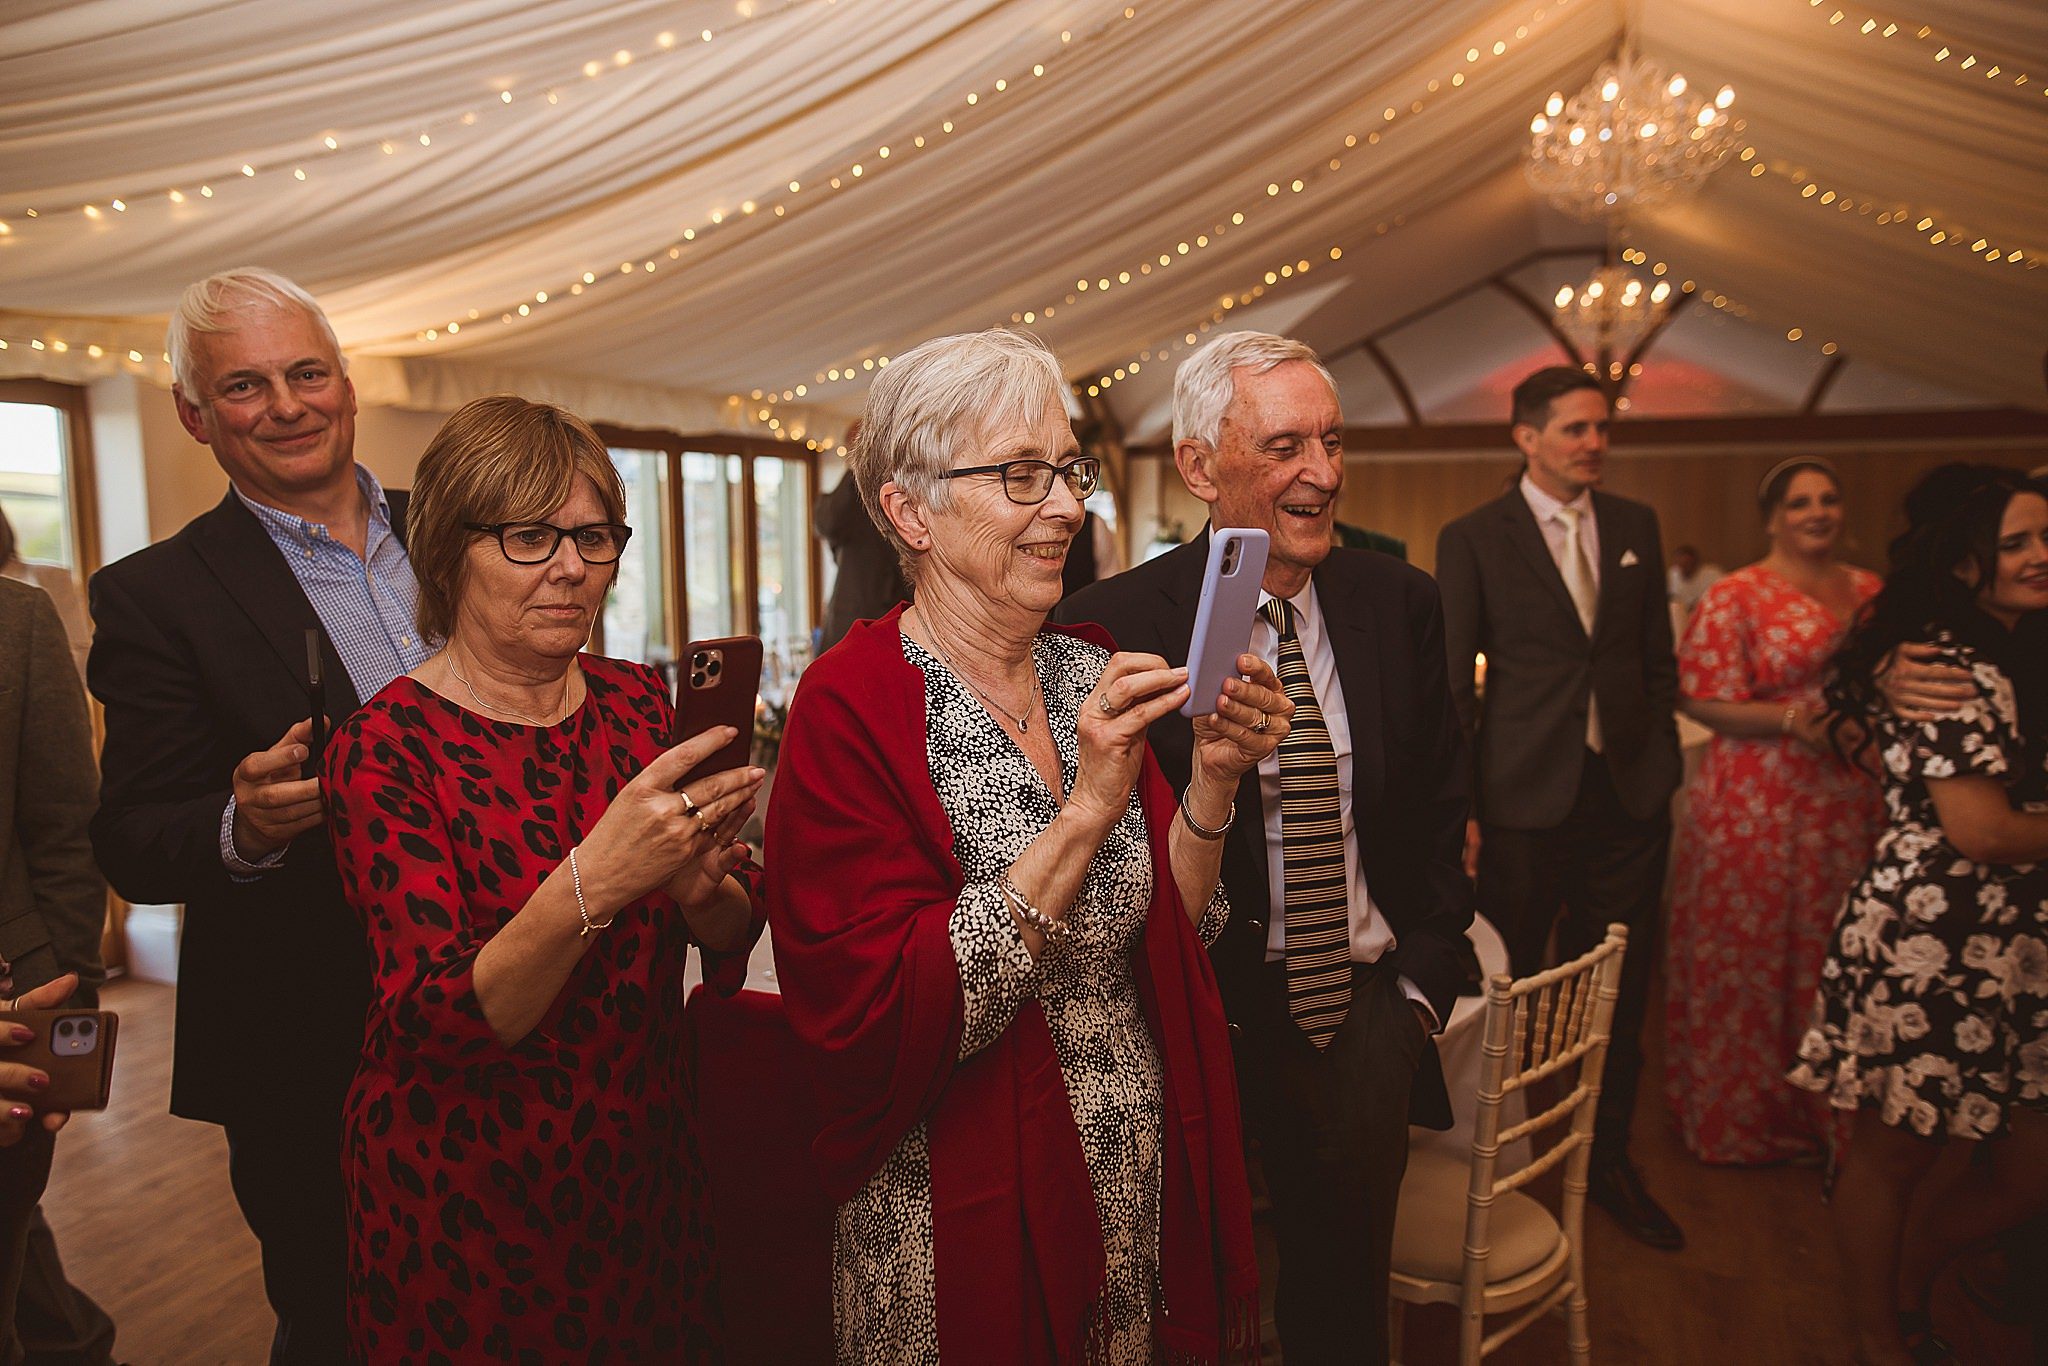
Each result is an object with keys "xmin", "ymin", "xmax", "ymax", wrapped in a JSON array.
[
  {"xmin": 672, "ymin": 636, "xmax": 764, "ymax": 785},
  {"xmin": 0, "ymin": 1009, "xmax": 118, "ymax": 1112}
]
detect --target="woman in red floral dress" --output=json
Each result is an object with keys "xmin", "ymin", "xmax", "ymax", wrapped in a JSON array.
[
  {"xmin": 326, "ymin": 397, "xmax": 765, "ymax": 1362},
  {"xmin": 1664, "ymin": 459, "xmax": 1883, "ymax": 1164}
]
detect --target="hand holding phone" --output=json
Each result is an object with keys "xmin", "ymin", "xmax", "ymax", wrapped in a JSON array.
[
  {"xmin": 672, "ymin": 637, "xmax": 765, "ymax": 785},
  {"xmin": 1180, "ymin": 529, "xmax": 1270, "ymax": 718}
]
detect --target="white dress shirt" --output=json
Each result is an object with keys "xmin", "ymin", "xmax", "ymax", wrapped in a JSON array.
[{"xmin": 1251, "ymin": 581, "xmax": 1435, "ymax": 1027}]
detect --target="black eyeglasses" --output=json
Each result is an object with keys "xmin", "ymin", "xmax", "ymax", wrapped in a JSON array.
[
  {"xmin": 466, "ymin": 521, "xmax": 634, "ymax": 565},
  {"xmin": 940, "ymin": 456, "xmax": 1100, "ymax": 506}
]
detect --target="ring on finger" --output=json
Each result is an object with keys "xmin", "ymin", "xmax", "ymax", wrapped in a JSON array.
[
  {"xmin": 1252, "ymin": 714, "xmax": 1270, "ymax": 733},
  {"xmin": 1097, "ymin": 694, "xmax": 1120, "ymax": 717},
  {"xmin": 679, "ymin": 789, "xmax": 701, "ymax": 816}
]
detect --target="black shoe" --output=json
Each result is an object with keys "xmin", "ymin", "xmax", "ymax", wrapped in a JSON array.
[{"xmin": 1588, "ymin": 1155, "xmax": 1685, "ymax": 1250}]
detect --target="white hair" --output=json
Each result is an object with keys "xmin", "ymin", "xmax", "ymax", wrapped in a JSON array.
[
  {"xmin": 847, "ymin": 328, "xmax": 1068, "ymax": 582},
  {"xmin": 1171, "ymin": 331, "xmax": 1338, "ymax": 449},
  {"xmin": 167, "ymin": 267, "xmax": 345, "ymax": 398}
]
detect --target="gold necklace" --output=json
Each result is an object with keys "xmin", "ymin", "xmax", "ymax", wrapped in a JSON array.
[{"xmin": 917, "ymin": 615, "xmax": 1041, "ymax": 733}]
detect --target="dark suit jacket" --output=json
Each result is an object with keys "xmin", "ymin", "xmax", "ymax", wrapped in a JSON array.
[
  {"xmin": 88, "ymin": 489, "xmax": 406, "ymax": 1124},
  {"xmin": 1059, "ymin": 535, "xmax": 1473, "ymax": 1128},
  {"xmin": 0, "ymin": 578, "xmax": 106, "ymax": 1004},
  {"xmin": 1434, "ymin": 485, "xmax": 1680, "ymax": 830}
]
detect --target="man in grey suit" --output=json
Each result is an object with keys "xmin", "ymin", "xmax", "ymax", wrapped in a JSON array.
[{"xmin": 1434, "ymin": 366, "xmax": 1684, "ymax": 1249}]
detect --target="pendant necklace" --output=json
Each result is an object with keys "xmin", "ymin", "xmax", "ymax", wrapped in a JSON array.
[{"xmin": 918, "ymin": 615, "xmax": 1041, "ymax": 733}]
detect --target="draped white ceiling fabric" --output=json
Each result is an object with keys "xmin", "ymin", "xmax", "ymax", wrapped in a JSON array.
[{"xmin": 2, "ymin": 0, "xmax": 2043, "ymax": 437}]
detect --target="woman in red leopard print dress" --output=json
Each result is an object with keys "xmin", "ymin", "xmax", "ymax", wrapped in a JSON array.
[{"xmin": 327, "ymin": 397, "xmax": 765, "ymax": 1362}]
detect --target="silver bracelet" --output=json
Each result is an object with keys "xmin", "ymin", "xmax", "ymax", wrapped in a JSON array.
[
  {"xmin": 1178, "ymin": 786, "xmax": 1234, "ymax": 841},
  {"xmin": 998, "ymin": 871, "xmax": 1071, "ymax": 945},
  {"xmin": 568, "ymin": 846, "xmax": 615, "ymax": 937}
]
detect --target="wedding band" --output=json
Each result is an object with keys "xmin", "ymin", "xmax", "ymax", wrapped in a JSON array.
[
  {"xmin": 679, "ymin": 790, "xmax": 700, "ymax": 816},
  {"xmin": 1097, "ymin": 695, "xmax": 1120, "ymax": 716},
  {"xmin": 1252, "ymin": 715, "xmax": 1270, "ymax": 733}
]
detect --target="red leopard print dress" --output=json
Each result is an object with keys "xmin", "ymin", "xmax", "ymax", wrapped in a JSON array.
[{"xmin": 328, "ymin": 655, "xmax": 757, "ymax": 1363}]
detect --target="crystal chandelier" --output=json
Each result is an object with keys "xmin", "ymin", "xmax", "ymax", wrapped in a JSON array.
[
  {"xmin": 1527, "ymin": 47, "xmax": 1738, "ymax": 221},
  {"xmin": 1553, "ymin": 265, "xmax": 1675, "ymax": 361}
]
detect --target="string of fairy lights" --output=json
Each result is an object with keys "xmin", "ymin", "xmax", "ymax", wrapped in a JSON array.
[
  {"xmin": 0, "ymin": 0, "xmax": 834, "ymax": 230},
  {"xmin": 1735, "ymin": 144, "xmax": 2039, "ymax": 267},
  {"xmin": 1802, "ymin": 0, "xmax": 2044, "ymax": 99},
  {"xmin": 742, "ymin": 0, "xmax": 1586, "ymax": 432}
]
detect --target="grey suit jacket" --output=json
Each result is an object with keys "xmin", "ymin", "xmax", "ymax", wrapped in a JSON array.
[
  {"xmin": 1435, "ymin": 485, "xmax": 1681, "ymax": 829},
  {"xmin": 0, "ymin": 577, "xmax": 106, "ymax": 1003}
]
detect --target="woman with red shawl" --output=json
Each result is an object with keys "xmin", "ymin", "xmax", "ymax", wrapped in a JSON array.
[{"xmin": 766, "ymin": 329, "xmax": 1286, "ymax": 1365}]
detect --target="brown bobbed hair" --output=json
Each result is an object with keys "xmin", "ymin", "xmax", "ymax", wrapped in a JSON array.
[{"xmin": 408, "ymin": 395, "xmax": 627, "ymax": 643}]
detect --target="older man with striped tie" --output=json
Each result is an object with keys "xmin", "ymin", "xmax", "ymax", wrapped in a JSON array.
[{"xmin": 1059, "ymin": 332, "xmax": 1475, "ymax": 1366}]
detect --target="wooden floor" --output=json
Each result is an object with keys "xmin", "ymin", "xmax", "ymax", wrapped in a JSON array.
[{"xmin": 41, "ymin": 978, "xmax": 2034, "ymax": 1363}]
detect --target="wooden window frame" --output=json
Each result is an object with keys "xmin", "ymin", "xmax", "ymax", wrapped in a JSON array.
[
  {"xmin": 591, "ymin": 424, "xmax": 820, "ymax": 647},
  {"xmin": 0, "ymin": 378, "xmax": 101, "ymax": 585}
]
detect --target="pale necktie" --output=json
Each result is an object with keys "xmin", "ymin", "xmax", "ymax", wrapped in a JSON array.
[
  {"xmin": 1556, "ymin": 504, "xmax": 1602, "ymax": 752},
  {"xmin": 1259, "ymin": 598, "xmax": 1351, "ymax": 1050}
]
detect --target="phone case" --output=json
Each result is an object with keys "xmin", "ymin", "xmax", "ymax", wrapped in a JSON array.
[
  {"xmin": 1180, "ymin": 528, "xmax": 1271, "ymax": 718},
  {"xmin": 673, "ymin": 636, "xmax": 764, "ymax": 785},
  {"xmin": 0, "ymin": 1009, "xmax": 118, "ymax": 1112}
]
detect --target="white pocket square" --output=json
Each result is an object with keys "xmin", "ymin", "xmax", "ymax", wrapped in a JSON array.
[{"xmin": 1619, "ymin": 549, "xmax": 1641, "ymax": 567}]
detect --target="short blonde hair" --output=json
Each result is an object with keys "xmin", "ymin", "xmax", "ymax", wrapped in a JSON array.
[
  {"xmin": 408, "ymin": 395, "xmax": 627, "ymax": 642},
  {"xmin": 168, "ymin": 267, "xmax": 345, "ymax": 398},
  {"xmin": 1172, "ymin": 331, "xmax": 1338, "ymax": 450},
  {"xmin": 847, "ymin": 329, "xmax": 1067, "ymax": 582}
]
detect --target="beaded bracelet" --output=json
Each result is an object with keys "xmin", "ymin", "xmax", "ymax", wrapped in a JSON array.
[
  {"xmin": 999, "ymin": 871, "xmax": 1071, "ymax": 945},
  {"xmin": 569, "ymin": 846, "xmax": 616, "ymax": 937}
]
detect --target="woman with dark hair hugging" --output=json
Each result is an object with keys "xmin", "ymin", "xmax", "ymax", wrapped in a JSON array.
[{"xmin": 1789, "ymin": 464, "xmax": 2048, "ymax": 1366}]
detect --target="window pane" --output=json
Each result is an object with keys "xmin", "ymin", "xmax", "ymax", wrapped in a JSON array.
[
  {"xmin": 604, "ymin": 448, "xmax": 674, "ymax": 670},
  {"xmin": 681, "ymin": 452, "xmax": 740, "ymax": 639},
  {"xmin": 753, "ymin": 456, "xmax": 813, "ymax": 697},
  {"xmin": 0, "ymin": 403, "xmax": 73, "ymax": 568}
]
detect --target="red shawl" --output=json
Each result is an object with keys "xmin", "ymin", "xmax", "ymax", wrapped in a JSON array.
[{"xmin": 764, "ymin": 605, "xmax": 1258, "ymax": 1364}]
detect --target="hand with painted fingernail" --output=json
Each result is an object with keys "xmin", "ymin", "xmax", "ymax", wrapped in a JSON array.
[{"xmin": 0, "ymin": 974, "xmax": 78, "ymax": 1145}]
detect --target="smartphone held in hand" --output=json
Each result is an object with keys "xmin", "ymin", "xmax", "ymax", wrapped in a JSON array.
[
  {"xmin": 1181, "ymin": 529, "xmax": 1269, "ymax": 718},
  {"xmin": 673, "ymin": 636, "xmax": 764, "ymax": 784},
  {"xmin": 0, "ymin": 1009, "xmax": 118, "ymax": 1112}
]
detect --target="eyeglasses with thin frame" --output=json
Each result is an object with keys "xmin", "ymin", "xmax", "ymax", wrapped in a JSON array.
[
  {"xmin": 466, "ymin": 521, "xmax": 634, "ymax": 565},
  {"xmin": 939, "ymin": 456, "xmax": 1100, "ymax": 506}
]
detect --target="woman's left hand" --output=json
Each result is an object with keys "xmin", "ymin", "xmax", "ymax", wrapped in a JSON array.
[
  {"xmin": 1192, "ymin": 654, "xmax": 1292, "ymax": 789},
  {"xmin": 0, "ymin": 973, "xmax": 80, "ymax": 1147},
  {"xmin": 663, "ymin": 794, "xmax": 757, "ymax": 914}
]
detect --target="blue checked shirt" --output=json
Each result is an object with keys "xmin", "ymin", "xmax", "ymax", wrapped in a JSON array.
[{"xmin": 220, "ymin": 465, "xmax": 434, "ymax": 875}]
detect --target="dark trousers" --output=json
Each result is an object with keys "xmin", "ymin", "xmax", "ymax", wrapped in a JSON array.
[
  {"xmin": 223, "ymin": 1092, "xmax": 350, "ymax": 1366},
  {"xmin": 0, "ymin": 1133, "xmax": 114, "ymax": 1366},
  {"xmin": 1235, "ymin": 959, "xmax": 1424, "ymax": 1366},
  {"xmin": 1478, "ymin": 749, "xmax": 1668, "ymax": 1156}
]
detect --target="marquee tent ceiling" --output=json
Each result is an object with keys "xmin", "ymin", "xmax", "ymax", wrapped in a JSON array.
[{"xmin": 2, "ymin": 0, "xmax": 2044, "ymax": 440}]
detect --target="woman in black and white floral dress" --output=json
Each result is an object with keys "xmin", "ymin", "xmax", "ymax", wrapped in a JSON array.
[{"xmin": 1788, "ymin": 465, "xmax": 2048, "ymax": 1366}]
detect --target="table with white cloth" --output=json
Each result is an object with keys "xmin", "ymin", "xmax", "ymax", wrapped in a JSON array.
[{"xmin": 1409, "ymin": 913, "xmax": 1530, "ymax": 1176}]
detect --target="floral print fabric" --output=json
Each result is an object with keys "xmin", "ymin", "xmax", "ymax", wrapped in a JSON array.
[
  {"xmin": 1789, "ymin": 640, "xmax": 2048, "ymax": 1138},
  {"xmin": 1665, "ymin": 565, "xmax": 1884, "ymax": 1162}
]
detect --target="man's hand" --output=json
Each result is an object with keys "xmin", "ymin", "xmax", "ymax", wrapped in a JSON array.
[
  {"xmin": 232, "ymin": 718, "xmax": 325, "ymax": 862},
  {"xmin": 1877, "ymin": 642, "xmax": 1974, "ymax": 723}
]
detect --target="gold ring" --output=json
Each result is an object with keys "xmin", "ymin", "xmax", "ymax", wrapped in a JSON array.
[
  {"xmin": 679, "ymin": 790, "xmax": 700, "ymax": 816},
  {"xmin": 1097, "ymin": 694, "xmax": 1119, "ymax": 716},
  {"xmin": 1253, "ymin": 715, "xmax": 1270, "ymax": 733}
]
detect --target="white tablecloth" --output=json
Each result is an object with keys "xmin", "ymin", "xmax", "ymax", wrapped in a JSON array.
[{"xmin": 1408, "ymin": 914, "xmax": 1531, "ymax": 1175}]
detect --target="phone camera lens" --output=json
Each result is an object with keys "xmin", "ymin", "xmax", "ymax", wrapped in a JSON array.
[
  {"xmin": 56, "ymin": 1021, "xmax": 72, "ymax": 1037},
  {"xmin": 77, "ymin": 1020, "xmax": 94, "ymax": 1035},
  {"xmin": 707, "ymin": 659, "xmax": 723, "ymax": 677}
]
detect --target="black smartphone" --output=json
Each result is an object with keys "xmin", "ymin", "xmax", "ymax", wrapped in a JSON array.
[
  {"xmin": 672, "ymin": 637, "xmax": 764, "ymax": 786},
  {"xmin": 305, "ymin": 628, "xmax": 328, "ymax": 778}
]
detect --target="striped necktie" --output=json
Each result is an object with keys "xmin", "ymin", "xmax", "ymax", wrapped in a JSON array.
[{"xmin": 1260, "ymin": 597, "xmax": 1351, "ymax": 1050}]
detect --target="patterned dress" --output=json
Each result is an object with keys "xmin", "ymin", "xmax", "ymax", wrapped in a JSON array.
[
  {"xmin": 1665, "ymin": 565, "xmax": 1885, "ymax": 1163},
  {"xmin": 1789, "ymin": 640, "xmax": 2048, "ymax": 1138},
  {"xmin": 831, "ymin": 632, "xmax": 1228, "ymax": 1366},
  {"xmin": 328, "ymin": 656, "xmax": 749, "ymax": 1362}
]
